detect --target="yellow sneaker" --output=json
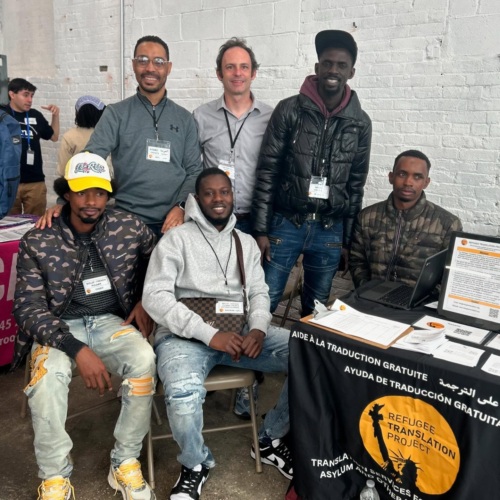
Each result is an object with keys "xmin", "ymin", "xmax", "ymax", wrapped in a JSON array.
[
  {"xmin": 108, "ymin": 458, "xmax": 155, "ymax": 499},
  {"xmin": 37, "ymin": 476, "xmax": 74, "ymax": 500}
]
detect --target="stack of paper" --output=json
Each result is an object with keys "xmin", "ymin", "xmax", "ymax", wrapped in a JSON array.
[
  {"xmin": 309, "ymin": 299, "xmax": 411, "ymax": 347},
  {"xmin": 433, "ymin": 341, "xmax": 484, "ymax": 367},
  {"xmin": 486, "ymin": 334, "xmax": 500, "ymax": 351},
  {"xmin": 393, "ymin": 328, "xmax": 448, "ymax": 354},
  {"xmin": 482, "ymin": 354, "xmax": 500, "ymax": 377},
  {"xmin": 0, "ymin": 216, "xmax": 36, "ymax": 242},
  {"xmin": 413, "ymin": 315, "xmax": 490, "ymax": 345}
]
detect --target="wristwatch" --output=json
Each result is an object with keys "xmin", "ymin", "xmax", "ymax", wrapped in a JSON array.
[{"xmin": 176, "ymin": 201, "xmax": 186, "ymax": 211}]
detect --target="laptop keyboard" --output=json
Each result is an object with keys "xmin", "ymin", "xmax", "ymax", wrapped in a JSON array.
[{"xmin": 379, "ymin": 285, "xmax": 414, "ymax": 307}]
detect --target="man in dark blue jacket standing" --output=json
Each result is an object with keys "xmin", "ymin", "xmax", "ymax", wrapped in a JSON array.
[{"xmin": 251, "ymin": 30, "xmax": 372, "ymax": 316}]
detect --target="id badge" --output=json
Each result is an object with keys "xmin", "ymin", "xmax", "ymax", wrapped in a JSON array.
[
  {"xmin": 308, "ymin": 176, "xmax": 329, "ymax": 199},
  {"xmin": 26, "ymin": 149, "xmax": 35, "ymax": 165},
  {"xmin": 216, "ymin": 301, "xmax": 244, "ymax": 314},
  {"xmin": 218, "ymin": 159, "xmax": 235, "ymax": 180},
  {"xmin": 82, "ymin": 275, "xmax": 112, "ymax": 295},
  {"xmin": 146, "ymin": 139, "xmax": 171, "ymax": 162}
]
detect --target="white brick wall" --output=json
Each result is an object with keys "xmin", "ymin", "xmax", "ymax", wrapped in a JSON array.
[{"xmin": 1, "ymin": 0, "xmax": 498, "ymax": 235}]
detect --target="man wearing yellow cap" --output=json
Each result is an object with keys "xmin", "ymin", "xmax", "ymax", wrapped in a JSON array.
[{"xmin": 12, "ymin": 152, "xmax": 157, "ymax": 500}]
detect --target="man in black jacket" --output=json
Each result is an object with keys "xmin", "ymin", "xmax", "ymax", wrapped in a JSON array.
[{"xmin": 251, "ymin": 30, "xmax": 372, "ymax": 316}]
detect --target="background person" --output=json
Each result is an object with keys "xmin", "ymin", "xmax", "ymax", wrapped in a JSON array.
[
  {"xmin": 57, "ymin": 95, "xmax": 108, "ymax": 175},
  {"xmin": 5, "ymin": 78, "xmax": 59, "ymax": 216}
]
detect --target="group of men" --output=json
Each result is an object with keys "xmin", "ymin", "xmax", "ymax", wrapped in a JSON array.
[{"xmin": 13, "ymin": 30, "xmax": 461, "ymax": 500}]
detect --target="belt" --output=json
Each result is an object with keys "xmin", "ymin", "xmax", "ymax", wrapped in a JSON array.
[
  {"xmin": 305, "ymin": 213, "xmax": 324, "ymax": 221},
  {"xmin": 235, "ymin": 213, "xmax": 251, "ymax": 221}
]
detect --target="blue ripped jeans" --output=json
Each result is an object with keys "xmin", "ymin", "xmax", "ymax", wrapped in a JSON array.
[
  {"xmin": 264, "ymin": 214, "xmax": 343, "ymax": 315},
  {"xmin": 24, "ymin": 314, "xmax": 156, "ymax": 479},
  {"xmin": 154, "ymin": 325, "xmax": 290, "ymax": 469}
]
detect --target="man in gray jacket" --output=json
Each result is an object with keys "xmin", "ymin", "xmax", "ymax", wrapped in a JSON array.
[
  {"xmin": 143, "ymin": 168, "xmax": 292, "ymax": 500},
  {"xmin": 45, "ymin": 35, "xmax": 202, "ymax": 237}
]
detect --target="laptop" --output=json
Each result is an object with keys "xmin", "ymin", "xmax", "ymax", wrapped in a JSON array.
[
  {"xmin": 358, "ymin": 249, "xmax": 447, "ymax": 310},
  {"xmin": 438, "ymin": 231, "xmax": 500, "ymax": 332}
]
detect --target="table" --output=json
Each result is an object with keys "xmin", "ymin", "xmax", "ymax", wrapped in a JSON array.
[
  {"xmin": 289, "ymin": 294, "xmax": 500, "ymax": 500},
  {"xmin": 0, "ymin": 215, "xmax": 37, "ymax": 366}
]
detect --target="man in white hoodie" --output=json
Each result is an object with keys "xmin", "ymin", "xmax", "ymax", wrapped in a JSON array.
[{"xmin": 143, "ymin": 168, "xmax": 292, "ymax": 500}]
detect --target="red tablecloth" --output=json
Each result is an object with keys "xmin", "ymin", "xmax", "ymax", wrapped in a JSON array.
[
  {"xmin": 0, "ymin": 215, "xmax": 38, "ymax": 366},
  {"xmin": 0, "ymin": 238, "xmax": 20, "ymax": 366}
]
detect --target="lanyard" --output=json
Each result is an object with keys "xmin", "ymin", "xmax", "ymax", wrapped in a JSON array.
[
  {"xmin": 223, "ymin": 109, "xmax": 251, "ymax": 152},
  {"xmin": 25, "ymin": 112, "xmax": 31, "ymax": 150},
  {"xmin": 195, "ymin": 222, "xmax": 233, "ymax": 286},
  {"xmin": 137, "ymin": 95, "xmax": 168, "ymax": 140}
]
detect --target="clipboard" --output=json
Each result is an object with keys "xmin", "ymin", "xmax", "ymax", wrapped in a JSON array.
[{"xmin": 299, "ymin": 314, "xmax": 413, "ymax": 350}]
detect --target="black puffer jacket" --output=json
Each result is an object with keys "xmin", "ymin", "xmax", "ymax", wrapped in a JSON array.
[{"xmin": 251, "ymin": 86, "xmax": 371, "ymax": 246}]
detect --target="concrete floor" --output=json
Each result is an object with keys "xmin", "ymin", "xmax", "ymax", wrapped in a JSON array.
[
  {"xmin": 0, "ymin": 366, "xmax": 290, "ymax": 500},
  {"xmin": 0, "ymin": 271, "xmax": 353, "ymax": 500}
]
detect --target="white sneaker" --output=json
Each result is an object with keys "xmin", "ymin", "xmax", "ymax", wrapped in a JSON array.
[
  {"xmin": 108, "ymin": 458, "xmax": 156, "ymax": 499},
  {"xmin": 37, "ymin": 476, "xmax": 74, "ymax": 500}
]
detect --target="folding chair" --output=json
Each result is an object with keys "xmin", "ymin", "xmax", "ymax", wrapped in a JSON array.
[{"xmin": 146, "ymin": 365, "xmax": 262, "ymax": 489}]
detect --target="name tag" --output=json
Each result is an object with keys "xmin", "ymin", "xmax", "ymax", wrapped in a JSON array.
[
  {"xmin": 308, "ymin": 176, "xmax": 329, "ymax": 199},
  {"xmin": 146, "ymin": 139, "xmax": 171, "ymax": 162},
  {"xmin": 26, "ymin": 117, "xmax": 37, "ymax": 125},
  {"xmin": 218, "ymin": 159, "xmax": 235, "ymax": 180},
  {"xmin": 82, "ymin": 275, "xmax": 112, "ymax": 295},
  {"xmin": 216, "ymin": 301, "xmax": 244, "ymax": 314},
  {"xmin": 26, "ymin": 149, "xmax": 35, "ymax": 165}
]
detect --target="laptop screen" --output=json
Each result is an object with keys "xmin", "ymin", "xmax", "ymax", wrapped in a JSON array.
[{"xmin": 438, "ymin": 231, "xmax": 500, "ymax": 332}]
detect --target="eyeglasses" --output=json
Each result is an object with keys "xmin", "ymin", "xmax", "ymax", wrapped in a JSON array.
[{"xmin": 133, "ymin": 56, "xmax": 168, "ymax": 68}]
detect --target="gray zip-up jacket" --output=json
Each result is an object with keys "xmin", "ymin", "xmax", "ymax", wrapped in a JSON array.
[
  {"xmin": 143, "ymin": 194, "xmax": 272, "ymax": 346},
  {"xmin": 85, "ymin": 90, "xmax": 202, "ymax": 225}
]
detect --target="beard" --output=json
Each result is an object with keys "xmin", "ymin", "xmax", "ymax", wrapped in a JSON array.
[
  {"xmin": 78, "ymin": 212, "xmax": 102, "ymax": 225},
  {"xmin": 201, "ymin": 201, "xmax": 234, "ymax": 229},
  {"xmin": 204, "ymin": 212, "xmax": 232, "ymax": 229}
]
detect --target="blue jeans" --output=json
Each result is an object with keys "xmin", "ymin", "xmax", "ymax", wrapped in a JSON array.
[
  {"xmin": 264, "ymin": 214, "xmax": 343, "ymax": 315},
  {"xmin": 25, "ymin": 314, "xmax": 156, "ymax": 479},
  {"xmin": 235, "ymin": 217, "xmax": 252, "ymax": 235},
  {"xmin": 154, "ymin": 325, "xmax": 290, "ymax": 469}
]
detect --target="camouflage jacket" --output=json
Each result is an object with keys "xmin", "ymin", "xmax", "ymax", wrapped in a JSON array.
[
  {"xmin": 349, "ymin": 192, "xmax": 462, "ymax": 288},
  {"xmin": 12, "ymin": 207, "xmax": 156, "ymax": 368}
]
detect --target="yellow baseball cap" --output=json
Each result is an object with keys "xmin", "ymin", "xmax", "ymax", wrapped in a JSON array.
[{"xmin": 64, "ymin": 152, "xmax": 112, "ymax": 193}]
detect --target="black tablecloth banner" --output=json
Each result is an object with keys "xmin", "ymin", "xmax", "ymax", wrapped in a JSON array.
[{"xmin": 289, "ymin": 320, "xmax": 500, "ymax": 500}]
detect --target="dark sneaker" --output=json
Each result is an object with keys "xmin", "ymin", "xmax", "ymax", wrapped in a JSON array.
[
  {"xmin": 170, "ymin": 464, "xmax": 209, "ymax": 500},
  {"xmin": 251, "ymin": 438, "xmax": 293, "ymax": 480}
]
